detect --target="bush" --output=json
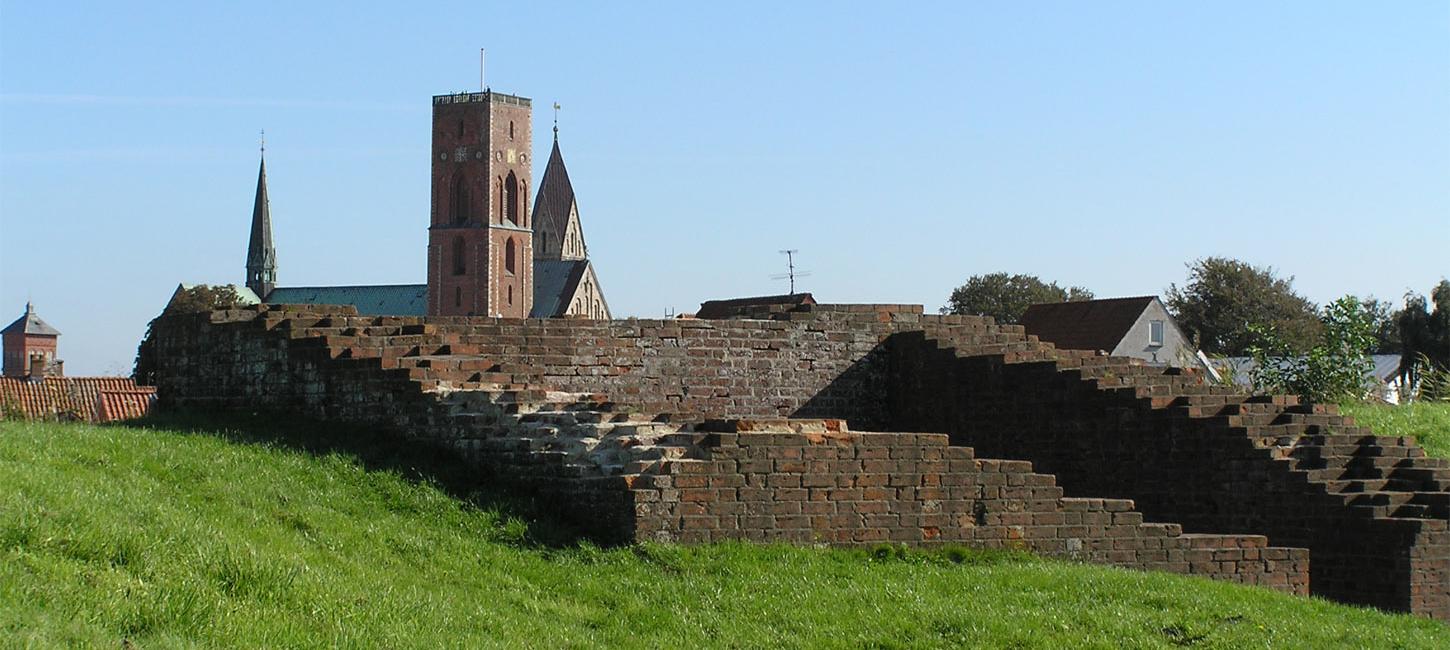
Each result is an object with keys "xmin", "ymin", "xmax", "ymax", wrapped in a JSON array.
[{"xmin": 1248, "ymin": 296, "xmax": 1375, "ymax": 404}]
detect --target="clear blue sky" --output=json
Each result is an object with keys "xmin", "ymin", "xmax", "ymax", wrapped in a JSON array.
[{"xmin": 2, "ymin": 2, "xmax": 1447, "ymax": 374}]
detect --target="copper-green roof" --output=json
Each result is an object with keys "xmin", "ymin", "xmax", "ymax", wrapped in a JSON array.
[{"xmin": 266, "ymin": 285, "xmax": 427, "ymax": 316}]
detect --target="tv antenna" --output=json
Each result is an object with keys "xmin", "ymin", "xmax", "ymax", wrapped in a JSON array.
[{"xmin": 770, "ymin": 249, "xmax": 811, "ymax": 294}]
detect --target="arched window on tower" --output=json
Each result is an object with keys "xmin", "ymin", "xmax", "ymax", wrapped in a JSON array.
[
  {"xmin": 451, "ymin": 171, "xmax": 470, "ymax": 225},
  {"xmin": 504, "ymin": 172, "xmax": 519, "ymax": 225},
  {"xmin": 451, "ymin": 236, "xmax": 466, "ymax": 275},
  {"xmin": 520, "ymin": 181, "xmax": 528, "ymax": 227},
  {"xmin": 505, "ymin": 238, "xmax": 517, "ymax": 275}
]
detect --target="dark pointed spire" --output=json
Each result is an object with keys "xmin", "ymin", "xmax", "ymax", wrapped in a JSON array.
[{"xmin": 245, "ymin": 142, "xmax": 276, "ymax": 298}]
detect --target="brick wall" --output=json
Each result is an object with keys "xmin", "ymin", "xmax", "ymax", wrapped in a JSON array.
[{"xmin": 147, "ymin": 302, "xmax": 1450, "ymax": 617}]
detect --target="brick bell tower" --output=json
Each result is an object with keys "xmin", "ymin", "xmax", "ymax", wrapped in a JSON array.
[{"xmin": 427, "ymin": 90, "xmax": 534, "ymax": 317}]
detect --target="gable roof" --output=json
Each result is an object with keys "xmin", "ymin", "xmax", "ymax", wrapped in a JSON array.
[
  {"xmin": 531, "ymin": 259, "xmax": 590, "ymax": 318},
  {"xmin": 265, "ymin": 284, "xmax": 426, "ymax": 316},
  {"xmin": 0, "ymin": 377, "xmax": 155, "ymax": 422},
  {"xmin": 1018, "ymin": 296, "xmax": 1157, "ymax": 352},
  {"xmin": 2, "ymin": 303, "xmax": 60, "ymax": 337},
  {"xmin": 696, "ymin": 293, "xmax": 817, "ymax": 320}
]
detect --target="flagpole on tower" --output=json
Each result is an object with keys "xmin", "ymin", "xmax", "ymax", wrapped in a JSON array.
[{"xmin": 480, "ymin": 49, "xmax": 486, "ymax": 92}]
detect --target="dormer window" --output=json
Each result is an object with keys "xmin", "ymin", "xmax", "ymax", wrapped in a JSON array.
[{"xmin": 1149, "ymin": 320, "xmax": 1165, "ymax": 347}]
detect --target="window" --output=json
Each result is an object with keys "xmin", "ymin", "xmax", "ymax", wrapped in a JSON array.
[
  {"xmin": 540, "ymin": 231, "xmax": 549, "ymax": 253},
  {"xmin": 504, "ymin": 171, "xmax": 519, "ymax": 225},
  {"xmin": 508, "ymin": 285, "xmax": 513, "ymax": 305},
  {"xmin": 509, "ymin": 120, "xmax": 515, "ymax": 140},
  {"xmin": 454, "ymin": 286, "xmax": 462, "ymax": 308},
  {"xmin": 450, "ymin": 171, "xmax": 470, "ymax": 224},
  {"xmin": 451, "ymin": 236, "xmax": 466, "ymax": 275},
  {"xmin": 1149, "ymin": 320, "xmax": 1165, "ymax": 347},
  {"xmin": 505, "ymin": 238, "xmax": 516, "ymax": 274}
]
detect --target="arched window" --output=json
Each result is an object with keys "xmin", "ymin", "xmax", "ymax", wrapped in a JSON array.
[
  {"xmin": 509, "ymin": 120, "xmax": 515, "ymax": 140},
  {"xmin": 540, "ymin": 231, "xmax": 549, "ymax": 254},
  {"xmin": 504, "ymin": 172, "xmax": 519, "ymax": 225},
  {"xmin": 520, "ymin": 181, "xmax": 528, "ymax": 227},
  {"xmin": 508, "ymin": 285, "xmax": 513, "ymax": 305},
  {"xmin": 451, "ymin": 171, "xmax": 470, "ymax": 224},
  {"xmin": 505, "ymin": 238, "xmax": 517, "ymax": 274},
  {"xmin": 451, "ymin": 236, "xmax": 466, "ymax": 275}
]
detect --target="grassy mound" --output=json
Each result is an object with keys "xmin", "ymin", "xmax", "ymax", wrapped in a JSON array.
[
  {"xmin": 1343, "ymin": 402, "xmax": 1450, "ymax": 458},
  {"xmin": 2, "ymin": 417, "xmax": 1445, "ymax": 648}
]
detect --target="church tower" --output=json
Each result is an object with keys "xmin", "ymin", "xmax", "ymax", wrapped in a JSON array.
[
  {"xmin": 245, "ymin": 150, "xmax": 277, "ymax": 299},
  {"xmin": 427, "ymin": 90, "xmax": 534, "ymax": 317}
]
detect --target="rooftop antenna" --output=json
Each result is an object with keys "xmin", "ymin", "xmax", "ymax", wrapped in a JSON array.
[
  {"xmin": 770, "ymin": 249, "xmax": 812, "ymax": 294},
  {"xmin": 479, "ymin": 48, "xmax": 486, "ymax": 92}
]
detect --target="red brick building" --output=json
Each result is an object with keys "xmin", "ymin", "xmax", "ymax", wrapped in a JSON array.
[{"xmin": 2, "ymin": 302, "xmax": 61, "ymax": 378}]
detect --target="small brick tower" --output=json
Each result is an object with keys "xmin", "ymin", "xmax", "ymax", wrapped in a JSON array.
[
  {"xmin": 2, "ymin": 302, "xmax": 62, "ymax": 378},
  {"xmin": 245, "ymin": 147, "xmax": 277, "ymax": 299},
  {"xmin": 427, "ymin": 90, "xmax": 534, "ymax": 317}
]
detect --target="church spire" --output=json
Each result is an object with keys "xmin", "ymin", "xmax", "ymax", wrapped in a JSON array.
[{"xmin": 245, "ymin": 138, "xmax": 276, "ymax": 299}]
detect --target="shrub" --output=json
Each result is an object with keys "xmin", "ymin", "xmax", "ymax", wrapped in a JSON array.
[{"xmin": 1248, "ymin": 296, "xmax": 1375, "ymax": 404}]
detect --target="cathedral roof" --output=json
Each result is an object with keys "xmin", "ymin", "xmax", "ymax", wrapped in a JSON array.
[
  {"xmin": 532, "ymin": 138, "xmax": 576, "ymax": 240},
  {"xmin": 2, "ymin": 303, "xmax": 60, "ymax": 336},
  {"xmin": 266, "ymin": 285, "xmax": 427, "ymax": 316},
  {"xmin": 531, "ymin": 259, "xmax": 590, "ymax": 318}
]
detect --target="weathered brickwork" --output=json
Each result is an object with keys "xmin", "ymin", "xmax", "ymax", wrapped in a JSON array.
[
  {"xmin": 887, "ymin": 325, "xmax": 1450, "ymax": 617},
  {"xmin": 149, "ymin": 301, "xmax": 1450, "ymax": 617}
]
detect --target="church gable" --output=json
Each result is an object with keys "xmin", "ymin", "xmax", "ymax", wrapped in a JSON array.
[
  {"xmin": 558, "ymin": 205, "xmax": 587, "ymax": 261},
  {"xmin": 560, "ymin": 261, "xmax": 609, "ymax": 319}
]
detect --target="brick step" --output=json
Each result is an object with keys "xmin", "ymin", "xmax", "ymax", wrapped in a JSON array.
[
  {"xmin": 1286, "ymin": 444, "xmax": 1425, "ymax": 461},
  {"xmin": 1344, "ymin": 491, "xmax": 1450, "ymax": 509},
  {"xmin": 399, "ymin": 355, "xmax": 502, "ymax": 371},
  {"xmin": 1348, "ymin": 503, "xmax": 1449, "ymax": 520},
  {"xmin": 1324, "ymin": 477, "xmax": 1448, "ymax": 493},
  {"xmin": 1299, "ymin": 462, "xmax": 1450, "ymax": 483}
]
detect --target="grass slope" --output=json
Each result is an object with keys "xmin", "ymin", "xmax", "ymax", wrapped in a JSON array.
[
  {"xmin": 1343, "ymin": 402, "xmax": 1450, "ymax": 458},
  {"xmin": 2, "ymin": 417, "xmax": 1446, "ymax": 649}
]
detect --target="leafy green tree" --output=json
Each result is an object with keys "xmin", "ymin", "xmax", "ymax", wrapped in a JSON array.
[
  {"xmin": 133, "ymin": 285, "xmax": 245, "ymax": 385},
  {"xmin": 1248, "ymin": 296, "xmax": 1375, "ymax": 404},
  {"xmin": 1165, "ymin": 257, "xmax": 1321, "ymax": 355},
  {"xmin": 1398, "ymin": 280, "xmax": 1450, "ymax": 398},
  {"xmin": 942, "ymin": 273, "xmax": 1093, "ymax": 324},
  {"xmin": 1360, "ymin": 297, "xmax": 1401, "ymax": 354}
]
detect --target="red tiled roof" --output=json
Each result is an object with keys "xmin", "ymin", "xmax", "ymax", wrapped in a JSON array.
[
  {"xmin": 1019, "ymin": 296, "xmax": 1156, "ymax": 352},
  {"xmin": 95, "ymin": 390, "xmax": 157, "ymax": 422},
  {"xmin": 696, "ymin": 293, "xmax": 817, "ymax": 320},
  {"xmin": 0, "ymin": 377, "xmax": 155, "ymax": 422}
]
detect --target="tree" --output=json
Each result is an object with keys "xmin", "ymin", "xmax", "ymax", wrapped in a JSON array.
[
  {"xmin": 1360, "ymin": 297, "xmax": 1401, "ymax": 354},
  {"xmin": 941, "ymin": 273, "xmax": 1093, "ymax": 324},
  {"xmin": 133, "ymin": 285, "xmax": 245, "ymax": 385},
  {"xmin": 1165, "ymin": 257, "xmax": 1320, "ymax": 355},
  {"xmin": 1398, "ymin": 280, "xmax": 1450, "ymax": 397},
  {"xmin": 1248, "ymin": 296, "xmax": 1375, "ymax": 404}
]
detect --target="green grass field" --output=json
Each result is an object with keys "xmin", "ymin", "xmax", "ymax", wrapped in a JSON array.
[
  {"xmin": 1343, "ymin": 402, "xmax": 1450, "ymax": 458},
  {"xmin": 2, "ymin": 416, "xmax": 1447, "ymax": 648}
]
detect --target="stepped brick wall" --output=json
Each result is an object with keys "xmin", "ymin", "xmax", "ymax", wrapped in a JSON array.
[
  {"xmin": 887, "ymin": 327, "xmax": 1450, "ymax": 617},
  {"xmin": 147, "ymin": 302, "xmax": 1450, "ymax": 618}
]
